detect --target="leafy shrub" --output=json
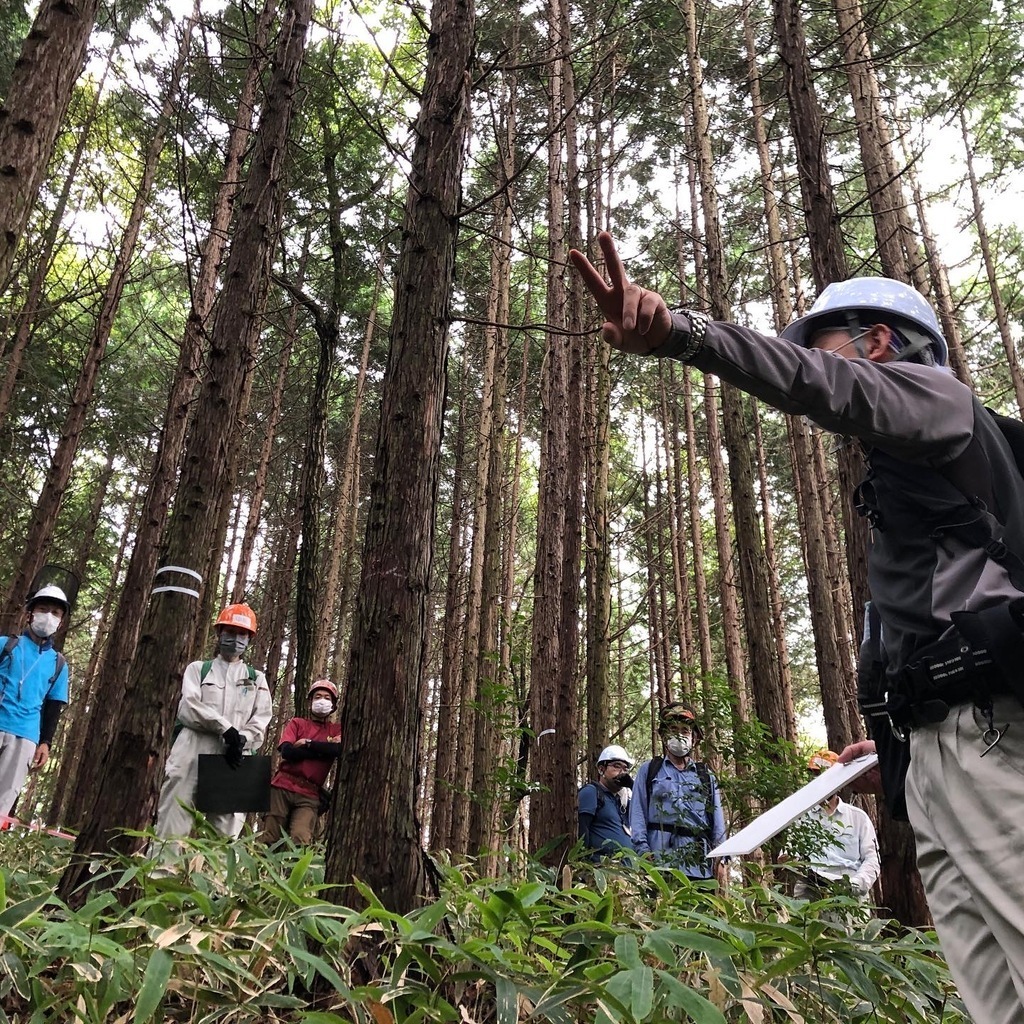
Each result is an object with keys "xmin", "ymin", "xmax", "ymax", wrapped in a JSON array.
[{"xmin": 0, "ymin": 830, "xmax": 966, "ymax": 1022}]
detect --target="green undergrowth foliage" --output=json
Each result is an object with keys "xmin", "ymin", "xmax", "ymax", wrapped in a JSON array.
[{"xmin": 0, "ymin": 829, "xmax": 966, "ymax": 1023}]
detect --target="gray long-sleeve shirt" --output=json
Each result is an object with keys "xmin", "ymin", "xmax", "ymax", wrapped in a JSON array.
[{"xmin": 664, "ymin": 315, "xmax": 1024, "ymax": 675}]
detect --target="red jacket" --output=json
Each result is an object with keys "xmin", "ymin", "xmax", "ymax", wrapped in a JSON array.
[{"xmin": 270, "ymin": 716, "xmax": 342, "ymax": 797}]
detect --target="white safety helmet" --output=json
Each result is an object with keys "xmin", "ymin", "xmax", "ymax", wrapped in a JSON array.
[
  {"xmin": 780, "ymin": 277, "xmax": 948, "ymax": 367},
  {"xmin": 26, "ymin": 584, "xmax": 70, "ymax": 616},
  {"xmin": 597, "ymin": 744, "xmax": 633, "ymax": 768}
]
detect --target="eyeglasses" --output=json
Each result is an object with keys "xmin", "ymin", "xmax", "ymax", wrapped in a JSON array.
[
  {"xmin": 604, "ymin": 761, "xmax": 631, "ymax": 772},
  {"xmin": 810, "ymin": 325, "xmax": 873, "ymax": 354}
]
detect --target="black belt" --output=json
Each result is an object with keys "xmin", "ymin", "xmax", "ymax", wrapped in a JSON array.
[
  {"xmin": 648, "ymin": 822, "xmax": 702, "ymax": 839},
  {"xmin": 861, "ymin": 634, "xmax": 1009, "ymax": 731}
]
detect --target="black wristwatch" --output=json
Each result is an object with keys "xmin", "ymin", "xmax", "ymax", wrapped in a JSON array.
[{"xmin": 655, "ymin": 308, "xmax": 711, "ymax": 361}]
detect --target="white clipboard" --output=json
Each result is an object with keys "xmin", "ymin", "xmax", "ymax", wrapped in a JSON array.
[{"xmin": 707, "ymin": 754, "xmax": 879, "ymax": 858}]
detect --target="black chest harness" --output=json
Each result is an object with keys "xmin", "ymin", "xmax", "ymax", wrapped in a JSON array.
[{"xmin": 856, "ymin": 411, "xmax": 1024, "ymax": 739}]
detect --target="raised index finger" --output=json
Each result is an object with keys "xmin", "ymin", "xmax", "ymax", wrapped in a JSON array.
[{"xmin": 568, "ymin": 245, "xmax": 612, "ymax": 300}]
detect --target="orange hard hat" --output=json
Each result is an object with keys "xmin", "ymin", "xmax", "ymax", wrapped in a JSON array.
[
  {"xmin": 215, "ymin": 603, "xmax": 258, "ymax": 634},
  {"xmin": 308, "ymin": 679, "xmax": 339, "ymax": 702},
  {"xmin": 807, "ymin": 749, "xmax": 839, "ymax": 772}
]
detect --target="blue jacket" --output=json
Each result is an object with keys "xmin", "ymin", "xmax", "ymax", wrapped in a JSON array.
[
  {"xmin": 0, "ymin": 632, "xmax": 69, "ymax": 743},
  {"xmin": 578, "ymin": 782, "xmax": 632, "ymax": 860},
  {"xmin": 630, "ymin": 757, "xmax": 726, "ymax": 878}
]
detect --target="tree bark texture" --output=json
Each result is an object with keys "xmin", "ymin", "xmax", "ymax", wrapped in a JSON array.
[
  {"xmin": 325, "ymin": 0, "xmax": 474, "ymax": 913},
  {"xmin": 0, "ymin": 0, "xmax": 100, "ymax": 288},
  {"xmin": 58, "ymin": 0, "xmax": 313, "ymax": 899}
]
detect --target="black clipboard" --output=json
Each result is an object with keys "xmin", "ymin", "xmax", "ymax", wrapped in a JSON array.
[{"xmin": 195, "ymin": 754, "xmax": 271, "ymax": 814}]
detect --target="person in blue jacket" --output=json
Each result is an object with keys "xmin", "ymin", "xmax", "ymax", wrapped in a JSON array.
[
  {"xmin": 630, "ymin": 703, "xmax": 726, "ymax": 880},
  {"xmin": 577, "ymin": 744, "xmax": 634, "ymax": 860},
  {"xmin": 0, "ymin": 584, "xmax": 70, "ymax": 817}
]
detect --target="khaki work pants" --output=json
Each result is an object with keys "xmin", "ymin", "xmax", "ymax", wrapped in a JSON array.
[
  {"xmin": 907, "ymin": 695, "xmax": 1024, "ymax": 1023},
  {"xmin": 261, "ymin": 785, "xmax": 320, "ymax": 845}
]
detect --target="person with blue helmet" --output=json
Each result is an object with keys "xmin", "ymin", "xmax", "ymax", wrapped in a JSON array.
[{"xmin": 570, "ymin": 232, "xmax": 1024, "ymax": 1023}]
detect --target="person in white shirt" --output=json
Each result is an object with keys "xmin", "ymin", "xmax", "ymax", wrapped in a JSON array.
[{"xmin": 795, "ymin": 750, "xmax": 880, "ymax": 900}]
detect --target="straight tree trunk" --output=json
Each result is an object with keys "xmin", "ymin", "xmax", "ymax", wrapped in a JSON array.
[
  {"xmin": 684, "ymin": 0, "xmax": 792, "ymax": 739},
  {"xmin": 2, "ymin": 26, "xmax": 192, "ymax": 631},
  {"xmin": 82, "ymin": 0, "xmax": 277, "ymax": 743},
  {"xmin": 59, "ymin": 0, "xmax": 313, "ymax": 899},
  {"xmin": 832, "ymin": 0, "xmax": 909, "ymax": 280},
  {"xmin": 468, "ymin": 193, "xmax": 512, "ymax": 863},
  {"xmin": 0, "ymin": 0, "xmax": 100, "ymax": 288},
  {"xmin": 959, "ymin": 110, "xmax": 1024, "ymax": 415},
  {"xmin": 0, "ymin": 49, "xmax": 112, "ymax": 428},
  {"xmin": 527, "ymin": 0, "xmax": 583, "ymax": 859},
  {"xmin": 232, "ymin": 295, "xmax": 301, "ymax": 600},
  {"xmin": 429, "ymin": 354, "xmax": 470, "ymax": 853},
  {"xmin": 324, "ymin": 0, "xmax": 474, "ymax": 913}
]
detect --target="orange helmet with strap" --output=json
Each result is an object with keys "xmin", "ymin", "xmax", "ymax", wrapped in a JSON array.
[
  {"xmin": 215, "ymin": 603, "xmax": 258, "ymax": 635},
  {"xmin": 807, "ymin": 749, "xmax": 839, "ymax": 773}
]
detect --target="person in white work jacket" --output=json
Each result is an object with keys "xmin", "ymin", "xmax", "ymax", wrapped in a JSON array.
[
  {"xmin": 153, "ymin": 603, "xmax": 272, "ymax": 847},
  {"xmin": 793, "ymin": 750, "xmax": 880, "ymax": 900}
]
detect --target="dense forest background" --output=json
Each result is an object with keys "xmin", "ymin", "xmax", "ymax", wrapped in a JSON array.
[{"xmin": 0, "ymin": 0, "xmax": 1021, "ymax": 925}]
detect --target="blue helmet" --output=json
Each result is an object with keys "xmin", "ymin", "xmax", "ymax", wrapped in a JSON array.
[{"xmin": 780, "ymin": 277, "xmax": 947, "ymax": 367}]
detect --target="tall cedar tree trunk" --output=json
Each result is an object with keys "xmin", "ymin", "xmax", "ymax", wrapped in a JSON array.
[
  {"xmin": 527, "ymin": 0, "xmax": 583, "ymax": 859},
  {"xmin": 833, "ymin": 0, "xmax": 908, "ymax": 280},
  {"xmin": 49, "ymin": 480, "xmax": 139, "ymax": 825},
  {"xmin": 61, "ymin": 3, "xmax": 276, "ymax": 825},
  {"xmin": 679, "ymin": 141, "xmax": 747, "ymax": 704},
  {"xmin": 582, "ymin": 62, "xmax": 611, "ymax": 763},
  {"xmin": 58, "ymin": 0, "xmax": 312, "ymax": 899},
  {"xmin": 584, "ymin": 309, "xmax": 612, "ymax": 763},
  {"xmin": 292, "ymin": 315, "xmax": 334, "ymax": 701},
  {"xmin": 684, "ymin": 1, "xmax": 794, "ymax": 743},
  {"xmin": 232, "ymin": 282, "xmax": 302, "ymax": 599},
  {"xmin": 462, "ymin": 318, "xmax": 498, "ymax": 854},
  {"xmin": 0, "ymin": 0, "xmax": 100, "ymax": 289},
  {"xmin": 430, "ymin": 358, "xmax": 469, "ymax": 852},
  {"xmin": 323, "ymin": 243, "xmax": 385, "ymax": 682},
  {"xmin": 0, "ymin": 50, "xmax": 111, "ymax": 427},
  {"xmin": 499, "ymin": 328, "xmax": 530, "ymax": 837},
  {"xmin": 960, "ymin": 111, "xmax": 1024, "ymax": 415},
  {"xmin": 468, "ymin": 193, "xmax": 512, "ymax": 863},
  {"xmin": 324, "ymin": 0, "xmax": 474, "ymax": 913},
  {"xmin": 773, "ymin": 0, "xmax": 926, "ymax": 924},
  {"xmin": 741, "ymin": 22, "xmax": 860, "ymax": 746},
  {"xmin": 1, "ymin": 29, "xmax": 191, "ymax": 630}
]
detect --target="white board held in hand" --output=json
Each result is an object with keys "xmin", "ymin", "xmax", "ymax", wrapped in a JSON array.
[{"xmin": 707, "ymin": 754, "xmax": 879, "ymax": 859}]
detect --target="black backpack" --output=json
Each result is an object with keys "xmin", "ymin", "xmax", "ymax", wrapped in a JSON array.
[{"xmin": 579, "ymin": 781, "xmax": 629, "ymax": 827}]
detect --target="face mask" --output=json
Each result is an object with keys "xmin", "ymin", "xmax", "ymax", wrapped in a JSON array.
[
  {"xmin": 218, "ymin": 633, "xmax": 250, "ymax": 656},
  {"xmin": 665, "ymin": 735, "xmax": 692, "ymax": 759},
  {"xmin": 607, "ymin": 772, "xmax": 633, "ymax": 792},
  {"xmin": 311, "ymin": 698, "xmax": 334, "ymax": 717},
  {"xmin": 30, "ymin": 611, "xmax": 61, "ymax": 639}
]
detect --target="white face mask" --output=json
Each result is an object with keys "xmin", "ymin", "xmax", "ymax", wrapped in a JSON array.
[
  {"xmin": 665, "ymin": 735, "xmax": 692, "ymax": 759},
  {"xmin": 30, "ymin": 611, "xmax": 62, "ymax": 639},
  {"xmin": 311, "ymin": 698, "xmax": 334, "ymax": 717}
]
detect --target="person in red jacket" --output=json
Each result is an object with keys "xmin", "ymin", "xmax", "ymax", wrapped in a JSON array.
[{"xmin": 261, "ymin": 679, "xmax": 342, "ymax": 845}]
